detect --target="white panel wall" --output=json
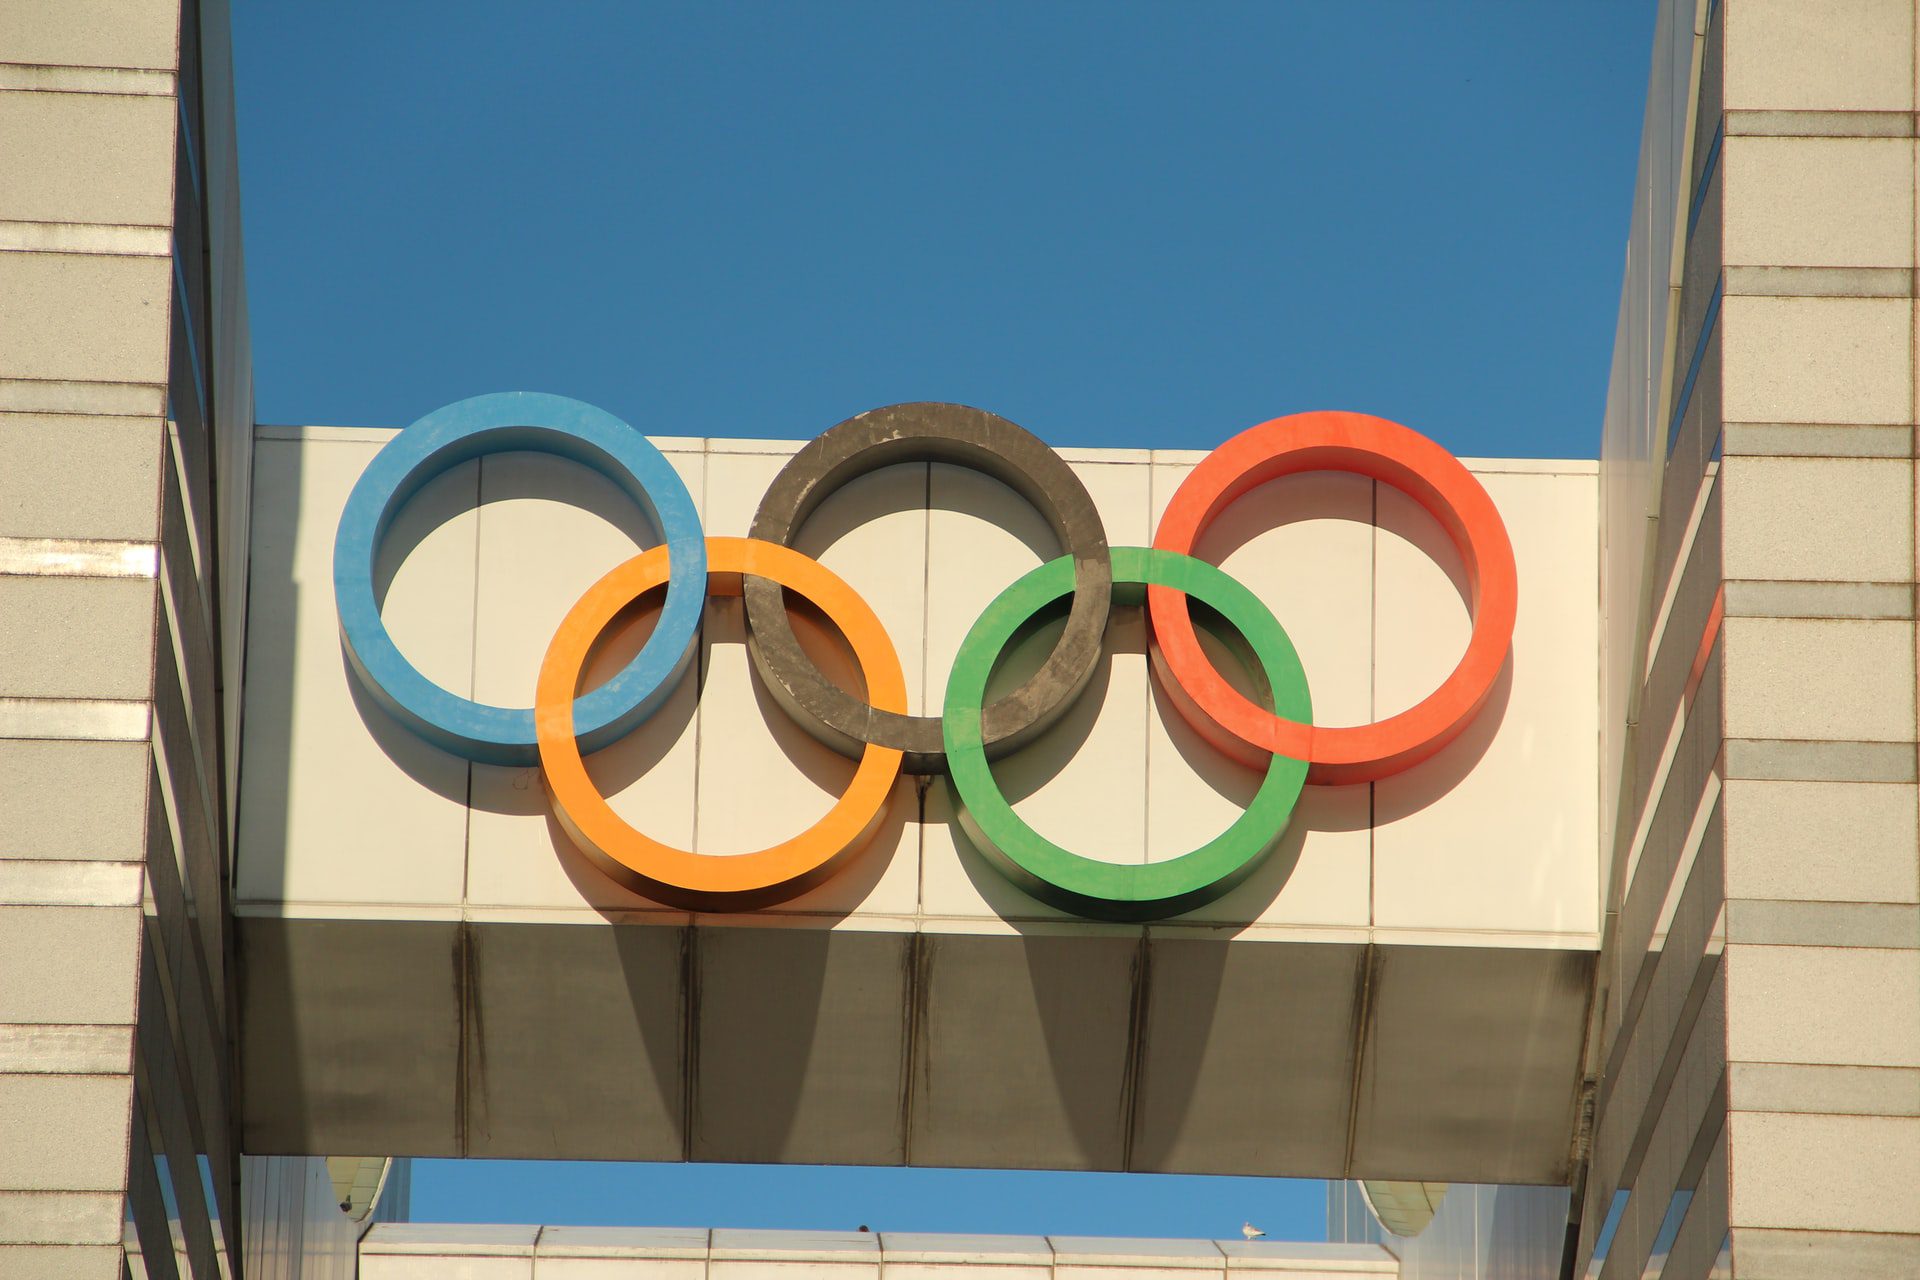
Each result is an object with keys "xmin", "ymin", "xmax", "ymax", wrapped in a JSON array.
[{"xmin": 236, "ymin": 428, "xmax": 1600, "ymax": 945}]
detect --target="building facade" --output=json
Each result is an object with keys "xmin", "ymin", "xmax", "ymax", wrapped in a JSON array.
[
  {"xmin": 2, "ymin": 2, "xmax": 1917, "ymax": 1279},
  {"xmin": 0, "ymin": 2, "xmax": 404, "ymax": 1278},
  {"xmin": 1583, "ymin": 1, "xmax": 1920, "ymax": 1277}
]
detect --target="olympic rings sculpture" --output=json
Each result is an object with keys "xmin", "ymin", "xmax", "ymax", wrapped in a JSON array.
[{"xmin": 335, "ymin": 392, "xmax": 1517, "ymax": 921}]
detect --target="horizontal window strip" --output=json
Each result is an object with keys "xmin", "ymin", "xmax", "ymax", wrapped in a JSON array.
[
  {"xmin": 1726, "ymin": 900, "xmax": 1920, "ymax": 949},
  {"xmin": 1729, "ymin": 1063, "xmax": 1920, "ymax": 1117},
  {"xmin": 1723, "ymin": 738, "xmax": 1918, "ymax": 784},
  {"xmin": 1723, "ymin": 579, "xmax": 1914, "ymax": 620},
  {"xmin": 1727, "ymin": 109, "xmax": 1915, "ymax": 138},
  {"xmin": 1722, "ymin": 422, "xmax": 1912, "ymax": 458},
  {"xmin": 1724, "ymin": 265, "xmax": 1914, "ymax": 299}
]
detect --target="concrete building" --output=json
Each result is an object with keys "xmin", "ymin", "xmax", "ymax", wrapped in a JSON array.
[{"xmin": 1, "ymin": 2, "xmax": 1916, "ymax": 1279}]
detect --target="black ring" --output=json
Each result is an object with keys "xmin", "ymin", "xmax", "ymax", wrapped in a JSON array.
[{"xmin": 744, "ymin": 402, "xmax": 1113, "ymax": 775}]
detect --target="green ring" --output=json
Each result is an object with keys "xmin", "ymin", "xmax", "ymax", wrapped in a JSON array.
[{"xmin": 943, "ymin": 546, "xmax": 1312, "ymax": 922}]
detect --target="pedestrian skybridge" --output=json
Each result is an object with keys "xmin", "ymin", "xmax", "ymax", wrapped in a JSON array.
[{"xmin": 234, "ymin": 410, "xmax": 1601, "ymax": 1186}]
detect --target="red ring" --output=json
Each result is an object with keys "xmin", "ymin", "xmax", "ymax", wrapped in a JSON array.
[{"xmin": 1147, "ymin": 411, "xmax": 1517, "ymax": 786}]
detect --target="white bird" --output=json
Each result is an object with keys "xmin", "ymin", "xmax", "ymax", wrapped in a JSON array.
[{"xmin": 1242, "ymin": 1223, "xmax": 1265, "ymax": 1241}]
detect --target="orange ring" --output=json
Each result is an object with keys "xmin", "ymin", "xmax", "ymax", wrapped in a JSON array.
[
  {"xmin": 535, "ymin": 536, "xmax": 906, "ymax": 909},
  {"xmin": 1148, "ymin": 411, "xmax": 1518, "ymax": 786}
]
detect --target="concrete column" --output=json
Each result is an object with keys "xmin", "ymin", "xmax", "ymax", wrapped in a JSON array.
[
  {"xmin": 1719, "ymin": 1, "xmax": 1920, "ymax": 1276},
  {"xmin": 0, "ymin": 2, "xmax": 183, "ymax": 1277}
]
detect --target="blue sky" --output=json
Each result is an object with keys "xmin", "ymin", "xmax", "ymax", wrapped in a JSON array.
[{"xmin": 233, "ymin": 0, "xmax": 1653, "ymax": 1241}]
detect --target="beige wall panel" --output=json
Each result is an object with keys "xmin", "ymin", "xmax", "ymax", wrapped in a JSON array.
[
  {"xmin": 0, "ymin": 414, "xmax": 162, "ymax": 540},
  {"xmin": 1145, "ymin": 465, "xmax": 1374, "ymax": 928},
  {"xmin": 711, "ymin": 1264, "xmax": 879, "ymax": 1280},
  {"xmin": 1726, "ymin": 943, "xmax": 1920, "ymax": 1068},
  {"xmin": 1724, "ymin": 0, "xmax": 1914, "ymax": 111},
  {"xmin": 0, "ymin": 0, "xmax": 179, "ymax": 71},
  {"xmin": 935, "ymin": 458, "xmax": 1152, "ymax": 871},
  {"xmin": 1149, "ymin": 465, "xmax": 1375, "ymax": 729},
  {"xmin": 882, "ymin": 1268, "xmax": 1047, "ymax": 1280},
  {"xmin": 0, "ymin": 576, "xmax": 154, "ymax": 701},
  {"xmin": 1055, "ymin": 1266, "xmax": 1216, "ymax": 1280},
  {"xmin": 1728, "ymin": 1111, "xmax": 1920, "ymax": 1233},
  {"xmin": 710, "ymin": 1234, "xmax": 878, "ymax": 1279},
  {"xmin": 1373, "ymin": 470, "xmax": 1600, "ymax": 938},
  {"xmin": 687, "ymin": 447, "xmax": 925, "ymax": 915},
  {"xmin": 460, "ymin": 921, "xmax": 685, "ymax": 1160},
  {"xmin": 691, "ymin": 927, "xmax": 910, "ymax": 1163},
  {"xmin": 0, "ymin": 1244, "xmax": 123, "ymax": 1280},
  {"xmin": 1723, "ymin": 780, "xmax": 1919, "ymax": 905},
  {"xmin": 922, "ymin": 460, "xmax": 1097, "ymax": 726},
  {"xmin": 540, "ymin": 1260, "xmax": 705, "ymax": 1280},
  {"xmin": 1721, "ymin": 296, "xmax": 1911, "ymax": 426},
  {"xmin": 0, "ymin": 90, "xmax": 175, "ymax": 227},
  {"xmin": 359, "ymin": 1224, "xmax": 539, "ymax": 1279},
  {"xmin": 1000, "ymin": 608, "xmax": 1153, "ymax": 867},
  {"xmin": 234, "ymin": 436, "xmax": 473, "ymax": 910},
  {"xmin": 0, "ymin": 1191, "xmax": 123, "ymax": 1245},
  {"xmin": 464, "ymin": 447, "xmax": 705, "ymax": 914},
  {"xmin": 0, "ymin": 1073, "xmax": 131, "ymax": 1190},
  {"xmin": 1723, "ymin": 137, "xmax": 1916, "ymax": 269},
  {"xmin": 0, "ymin": 905, "xmax": 139, "ymax": 1024},
  {"xmin": 801, "ymin": 457, "xmax": 934, "ymax": 716},
  {"xmin": 243, "ymin": 433, "xmax": 1598, "ymax": 943},
  {"xmin": 701, "ymin": 445, "xmax": 933, "ymax": 715},
  {"xmin": 0, "ymin": 739, "xmax": 149, "ymax": 862},
  {"xmin": 360, "ymin": 1255, "xmax": 530, "ymax": 1280},
  {"xmin": 467, "ymin": 448, "xmax": 704, "ymax": 709},
  {"xmin": 1163, "ymin": 784, "xmax": 1370, "ymax": 931},
  {"xmin": 0, "ymin": 252, "xmax": 170, "ymax": 386},
  {"xmin": 1723, "ymin": 617, "xmax": 1916, "ymax": 743},
  {"xmin": 697, "ymin": 442, "xmax": 782, "ymax": 536},
  {"xmin": 1721, "ymin": 456, "xmax": 1913, "ymax": 584},
  {"xmin": 692, "ymin": 600, "xmax": 919, "ymax": 916},
  {"xmin": 919, "ymin": 781, "xmax": 1074, "ymax": 927}
]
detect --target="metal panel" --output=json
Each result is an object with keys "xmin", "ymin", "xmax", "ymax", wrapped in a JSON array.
[
  {"xmin": 1130, "ymin": 937, "xmax": 1362, "ymax": 1176},
  {"xmin": 693, "ymin": 926, "xmax": 910, "ymax": 1165},
  {"xmin": 239, "ymin": 917, "xmax": 461, "ymax": 1156},
  {"xmin": 463, "ymin": 921, "xmax": 685, "ymax": 1161},
  {"xmin": 1351, "ymin": 947, "xmax": 1594, "ymax": 1185},
  {"xmin": 910, "ymin": 932, "xmax": 1139, "ymax": 1171}
]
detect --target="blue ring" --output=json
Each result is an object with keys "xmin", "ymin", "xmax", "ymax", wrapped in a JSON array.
[{"xmin": 333, "ymin": 392, "xmax": 706, "ymax": 766}]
